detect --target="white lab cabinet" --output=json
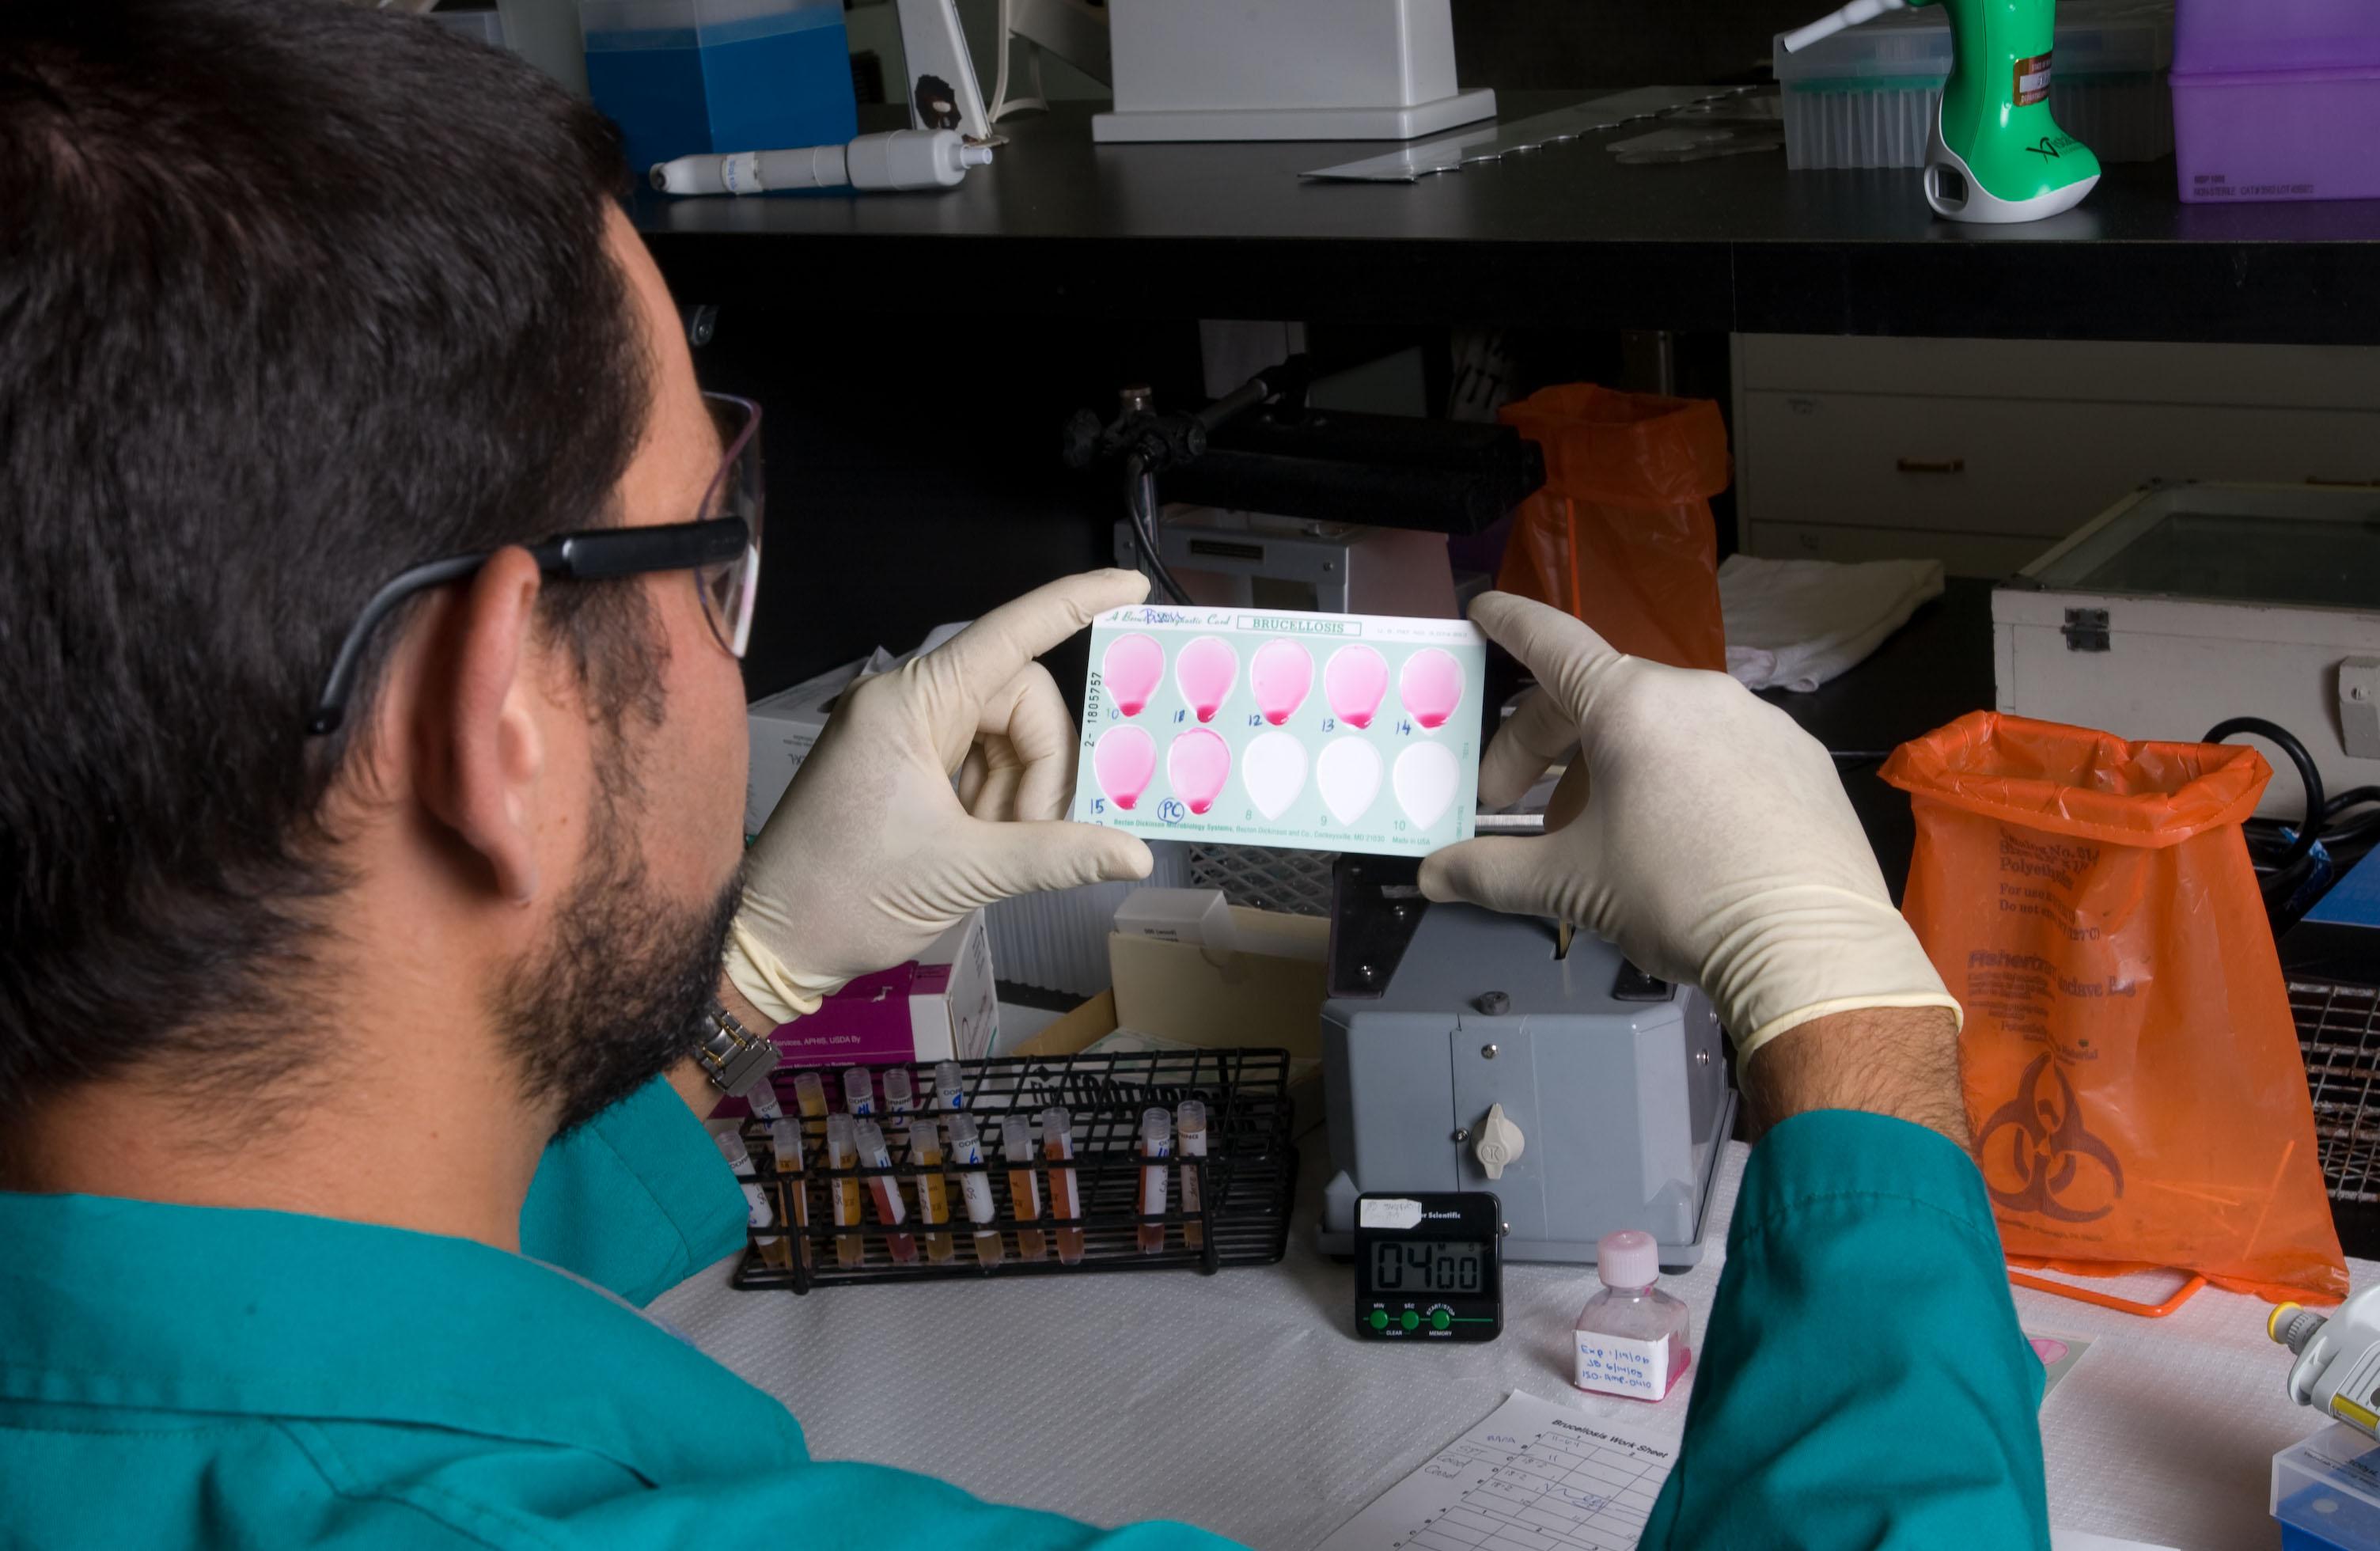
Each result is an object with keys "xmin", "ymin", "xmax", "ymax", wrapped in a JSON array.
[{"xmin": 1734, "ymin": 334, "xmax": 2380, "ymax": 576}]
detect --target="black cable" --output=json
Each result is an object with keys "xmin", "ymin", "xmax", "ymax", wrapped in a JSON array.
[
  {"xmin": 2204, "ymin": 717, "xmax": 2325, "ymax": 880},
  {"xmin": 1124, "ymin": 454, "xmax": 1192, "ymax": 605}
]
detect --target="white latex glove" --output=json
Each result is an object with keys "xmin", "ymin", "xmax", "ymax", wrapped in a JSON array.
[
  {"xmin": 1418, "ymin": 593, "xmax": 1957, "ymax": 1061},
  {"xmin": 726, "ymin": 570, "xmax": 1155, "ymax": 1023}
]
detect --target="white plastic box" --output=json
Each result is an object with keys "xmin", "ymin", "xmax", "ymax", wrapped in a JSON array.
[
  {"xmin": 1776, "ymin": 0, "xmax": 2173, "ymax": 170},
  {"xmin": 1093, "ymin": 0, "xmax": 1495, "ymax": 142},
  {"xmin": 1993, "ymin": 482, "xmax": 2380, "ymax": 822}
]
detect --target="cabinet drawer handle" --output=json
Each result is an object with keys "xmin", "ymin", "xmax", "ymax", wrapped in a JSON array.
[
  {"xmin": 1895, "ymin": 457, "xmax": 1967, "ymax": 475},
  {"xmin": 2306, "ymin": 476, "xmax": 2380, "ymax": 487}
]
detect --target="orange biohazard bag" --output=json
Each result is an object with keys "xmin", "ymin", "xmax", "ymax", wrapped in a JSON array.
[
  {"xmin": 1496, "ymin": 385, "xmax": 1729, "ymax": 672},
  {"xmin": 1880, "ymin": 711, "xmax": 2347, "ymax": 1304}
]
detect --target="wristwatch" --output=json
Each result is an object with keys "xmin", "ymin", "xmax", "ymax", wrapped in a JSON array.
[{"xmin": 694, "ymin": 999, "xmax": 779, "ymax": 1098}]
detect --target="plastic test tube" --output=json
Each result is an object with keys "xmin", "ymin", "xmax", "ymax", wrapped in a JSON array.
[
  {"xmin": 1002, "ymin": 1114, "xmax": 1047, "ymax": 1261},
  {"xmin": 1177, "ymin": 1099, "xmax": 1207, "ymax": 1253},
  {"xmin": 1042, "ymin": 1105, "xmax": 1084, "ymax": 1265},
  {"xmin": 881, "ymin": 1067, "xmax": 915, "ymax": 1116},
  {"xmin": 947, "ymin": 1114, "xmax": 1002, "ymax": 1265},
  {"xmin": 842, "ymin": 1066, "xmax": 874, "ymax": 1117},
  {"xmin": 715, "ymin": 1128, "xmax": 790, "ymax": 1269},
  {"xmin": 750, "ymin": 1085, "xmax": 812, "ymax": 1268},
  {"xmin": 825, "ymin": 1113, "xmax": 864, "ymax": 1268},
  {"xmin": 908, "ymin": 1118, "xmax": 953, "ymax": 1262},
  {"xmin": 794, "ymin": 1070, "xmax": 828, "ymax": 1118},
  {"xmin": 853, "ymin": 1119, "xmax": 915, "ymax": 1263},
  {"xmin": 1139, "ymin": 1108, "xmax": 1173, "ymax": 1254},
  {"xmin": 934, "ymin": 1060, "xmax": 965, "ymax": 1110}
]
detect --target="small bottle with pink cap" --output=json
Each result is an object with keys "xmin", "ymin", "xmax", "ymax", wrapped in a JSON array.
[{"xmin": 1572, "ymin": 1229, "xmax": 1692, "ymax": 1402}]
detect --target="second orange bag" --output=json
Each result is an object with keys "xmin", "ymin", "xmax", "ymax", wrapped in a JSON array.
[
  {"xmin": 1880, "ymin": 711, "xmax": 2347, "ymax": 1303},
  {"xmin": 1495, "ymin": 385, "xmax": 1729, "ymax": 672}
]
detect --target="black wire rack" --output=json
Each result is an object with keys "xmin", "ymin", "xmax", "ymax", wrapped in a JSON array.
[
  {"xmin": 729, "ymin": 1047, "xmax": 1298, "ymax": 1291},
  {"xmin": 2298, "ymin": 980, "xmax": 2380, "ymax": 1208}
]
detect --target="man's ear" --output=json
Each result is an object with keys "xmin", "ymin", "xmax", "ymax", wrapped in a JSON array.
[{"xmin": 410, "ymin": 547, "xmax": 548, "ymax": 902}]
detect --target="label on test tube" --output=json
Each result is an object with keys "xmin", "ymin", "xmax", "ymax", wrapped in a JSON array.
[
  {"xmin": 1042, "ymin": 1105, "xmax": 1084, "ymax": 1265},
  {"xmin": 843, "ymin": 1066, "xmax": 874, "ymax": 1117},
  {"xmin": 935, "ymin": 1060, "xmax": 965, "ymax": 1110},
  {"xmin": 825, "ymin": 1113, "xmax": 864, "ymax": 1268},
  {"xmin": 717, "ymin": 1128, "xmax": 789, "ymax": 1270},
  {"xmin": 854, "ymin": 1120, "xmax": 915, "ymax": 1263},
  {"xmin": 948, "ymin": 1114, "xmax": 1002, "ymax": 1265},
  {"xmin": 1002, "ymin": 1114, "xmax": 1048, "ymax": 1261},
  {"xmin": 908, "ymin": 1118, "xmax": 953, "ymax": 1263},
  {"xmin": 1177, "ymin": 1099, "xmax": 1207, "ymax": 1253},
  {"xmin": 881, "ymin": 1067, "xmax": 915, "ymax": 1116},
  {"xmin": 1139, "ymin": 1107, "xmax": 1172, "ymax": 1254}
]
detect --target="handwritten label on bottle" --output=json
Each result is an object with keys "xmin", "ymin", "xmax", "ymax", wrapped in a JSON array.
[{"xmin": 1575, "ymin": 1332, "xmax": 1671, "ymax": 1401}]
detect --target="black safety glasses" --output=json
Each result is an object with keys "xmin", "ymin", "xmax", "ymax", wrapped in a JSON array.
[{"xmin": 306, "ymin": 392, "xmax": 763, "ymax": 735}]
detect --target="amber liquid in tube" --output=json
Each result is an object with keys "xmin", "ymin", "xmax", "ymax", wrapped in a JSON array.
[
  {"xmin": 825, "ymin": 1114, "xmax": 865, "ymax": 1268},
  {"xmin": 1002, "ymin": 1115, "xmax": 1047, "ymax": 1261},
  {"xmin": 1043, "ymin": 1106, "xmax": 1084, "ymax": 1265},
  {"xmin": 910, "ymin": 1119, "xmax": 953, "ymax": 1264}
]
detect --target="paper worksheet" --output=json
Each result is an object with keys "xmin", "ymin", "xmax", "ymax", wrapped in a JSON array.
[
  {"xmin": 1313, "ymin": 1391, "xmax": 1681, "ymax": 1551},
  {"xmin": 1071, "ymin": 605, "xmax": 1486, "ymax": 857}
]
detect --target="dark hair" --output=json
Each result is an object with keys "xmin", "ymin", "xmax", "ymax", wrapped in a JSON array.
[{"xmin": 0, "ymin": 1, "xmax": 654, "ymax": 1113}]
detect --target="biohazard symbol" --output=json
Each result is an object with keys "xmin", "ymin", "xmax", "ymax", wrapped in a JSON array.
[{"xmin": 1974, "ymin": 1053, "xmax": 2124, "ymax": 1222}]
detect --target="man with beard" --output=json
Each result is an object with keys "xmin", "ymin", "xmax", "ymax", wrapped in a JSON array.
[{"xmin": 0, "ymin": 4, "xmax": 2046, "ymax": 1548}]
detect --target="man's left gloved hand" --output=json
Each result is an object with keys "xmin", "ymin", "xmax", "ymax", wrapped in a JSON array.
[{"xmin": 725, "ymin": 569, "xmax": 1154, "ymax": 1024}]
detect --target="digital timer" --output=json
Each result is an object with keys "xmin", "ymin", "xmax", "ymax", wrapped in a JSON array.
[{"xmin": 1351, "ymin": 1191, "xmax": 1502, "ymax": 1342}]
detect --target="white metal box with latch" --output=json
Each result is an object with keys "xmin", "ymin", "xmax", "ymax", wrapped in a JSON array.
[{"xmin": 1995, "ymin": 482, "xmax": 2380, "ymax": 821}]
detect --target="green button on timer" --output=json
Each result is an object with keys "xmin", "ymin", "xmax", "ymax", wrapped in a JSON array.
[
  {"xmin": 1368, "ymin": 1310, "xmax": 1389, "ymax": 1331},
  {"xmin": 1431, "ymin": 1310, "xmax": 1452, "ymax": 1332},
  {"xmin": 1400, "ymin": 1310, "xmax": 1420, "ymax": 1332}
]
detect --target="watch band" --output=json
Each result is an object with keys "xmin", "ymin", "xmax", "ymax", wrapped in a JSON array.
[{"xmin": 695, "ymin": 999, "xmax": 779, "ymax": 1098}]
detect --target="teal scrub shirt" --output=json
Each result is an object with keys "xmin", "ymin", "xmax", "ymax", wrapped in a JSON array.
[{"xmin": 0, "ymin": 1081, "xmax": 2045, "ymax": 1548}]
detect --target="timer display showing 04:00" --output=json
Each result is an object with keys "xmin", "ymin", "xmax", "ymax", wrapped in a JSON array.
[{"xmin": 1370, "ymin": 1239, "xmax": 1484, "ymax": 1294}]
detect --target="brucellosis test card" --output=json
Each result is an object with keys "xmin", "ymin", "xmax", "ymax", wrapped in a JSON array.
[{"xmin": 1071, "ymin": 605, "xmax": 1487, "ymax": 856}]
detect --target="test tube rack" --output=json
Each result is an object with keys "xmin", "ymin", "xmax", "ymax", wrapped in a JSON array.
[{"xmin": 730, "ymin": 1046, "xmax": 1298, "ymax": 1292}]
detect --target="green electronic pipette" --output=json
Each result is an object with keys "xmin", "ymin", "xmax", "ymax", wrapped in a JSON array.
[{"xmin": 1782, "ymin": 0, "xmax": 2101, "ymax": 224}]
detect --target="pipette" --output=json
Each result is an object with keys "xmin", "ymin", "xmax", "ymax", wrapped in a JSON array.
[
  {"xmin": 908, "ymin": 1117, "xmax": 953, "ymax": 1263},
  {"xmin": 1002, "ymin": 1114, "xmax": 1048, "ymax": 1261},
  {"xmin": 1139, "ymin": 1107, "xmax": 1172, "ymax": 1254},
  {"xmin": 1177, "ymin": 1099, "xmax": 1207, "ymax": 1253},
  {"xmin": 947, "ymin": 1113, "xmax": 1002, "ymax": 1265},
  {"xmin": 853, "ymin": 1119, "xmax": 916, "ymax": 1263},
  {"xmin": 882, "ymin": 1067, "xmax": 915, "ymax": 1116},
  {"xmin": 1042, "ymin": 1105, "xmax": 1084, "ymax": 1265},
  {"xmin": 1778, "ymin": 0, "xmax": 1906, "ymax": 53},
  {"xmin": 825, "ymin": 1113, "xmax": 864, "ymax": 1268},
  {"xmin": 842, "ymin": 1066, "xmax": 874, "ymax": 1116}
]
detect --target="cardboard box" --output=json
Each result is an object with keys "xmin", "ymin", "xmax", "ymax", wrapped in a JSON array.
[
  {"xmin": 769, "ymin": 910, "xmax": 999, "ymax": 1069},
  {"xmin": 1013, "ymin": 905, "xmax": 1331, "ymax": 1136},
  {"xmin": 745, "ymin": 658, "xmax": 866, "ymax": 837}
]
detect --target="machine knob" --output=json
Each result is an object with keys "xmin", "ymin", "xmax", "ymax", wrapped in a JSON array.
[{"xmin": 1473, "ymin": 1103, "xmax": 1525, "ymax": 1181}]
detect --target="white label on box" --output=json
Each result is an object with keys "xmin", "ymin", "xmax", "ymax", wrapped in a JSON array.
[
  {"xmin": 1359, "ymin": 1197, "xmax": 1423, "ymax": 1231},
  {"xmin": 1575, "ymin": 1333, "xmax": 1671, "ymax": 1401}
]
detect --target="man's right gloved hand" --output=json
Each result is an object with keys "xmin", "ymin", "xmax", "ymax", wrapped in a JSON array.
[{"xmin": 1418, "ymin": 593, "xmax": 1959, "ymax": 1063}]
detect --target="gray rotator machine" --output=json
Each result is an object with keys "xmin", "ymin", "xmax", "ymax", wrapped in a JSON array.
[{"xmin": 1318, "ymin": 858, "xmax": 1735, "ymax": 1268}]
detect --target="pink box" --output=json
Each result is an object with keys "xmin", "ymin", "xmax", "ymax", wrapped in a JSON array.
[{"xmin": 718, "ymin": 912, "xmax": 998, "ymax": 1117}]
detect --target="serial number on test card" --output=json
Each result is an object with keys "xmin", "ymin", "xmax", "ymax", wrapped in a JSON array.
[{"xmin": 1070, "ymin": 605, "xmax": 1487, "ymax": 857}]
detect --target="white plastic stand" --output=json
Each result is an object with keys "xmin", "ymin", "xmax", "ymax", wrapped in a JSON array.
[{"xmin": 1090, "ymin": 0, "xmax": 1495, "ymax": 144}]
